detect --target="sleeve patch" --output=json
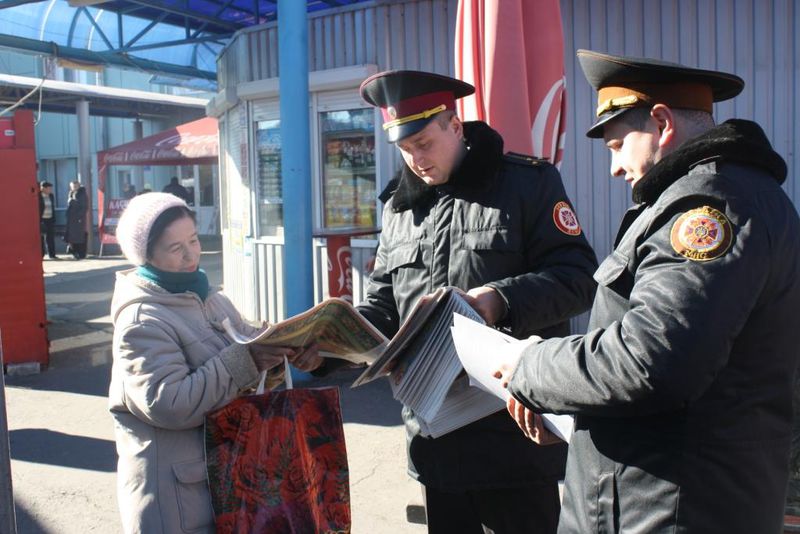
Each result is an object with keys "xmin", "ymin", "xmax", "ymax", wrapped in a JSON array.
[
  {"xmin": 553, "ymin": 201, "xmax": 582, "ymax": 236},
  {"xmin": 670, "ymin": 206, "xmax": 732, "ymax": 261}
]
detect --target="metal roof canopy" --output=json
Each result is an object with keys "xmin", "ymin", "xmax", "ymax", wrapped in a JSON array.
[
  {"xmin": 0, "ymin": 72, "xmax": 208, "ymax": 118},
  {"xmin": 0, "ymin": 0, "xmax": 372, "ymax": 83},
  {"xmin": 69, "ymin": 0, "xmax": 370, "ymax": 34}
]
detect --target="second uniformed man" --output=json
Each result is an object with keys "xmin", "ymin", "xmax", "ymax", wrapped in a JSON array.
[
  {"xmin": 497, "ymin": 50, "xmax": 800, "ymax": 533},
  {"xmin": 356, "ymin": 70, "xmax": 598, "ymax": 533}
]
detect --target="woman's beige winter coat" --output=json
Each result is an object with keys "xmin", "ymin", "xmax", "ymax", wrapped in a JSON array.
[{"xmin": 108, "ymin": 269, "xmax": 281, "ymax": 534}]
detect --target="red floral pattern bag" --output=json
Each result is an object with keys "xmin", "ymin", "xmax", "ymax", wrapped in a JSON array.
[{"xmin": 205, "ymin": 386, "xmax": 351, "ymax": 533}]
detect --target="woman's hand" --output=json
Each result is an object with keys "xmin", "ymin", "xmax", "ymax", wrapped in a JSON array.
[
  {"xmin": 248, "ymin": 344, "xmax": 324, "ymax": 373},
  {"xmin": 287, "ymin": 343, "xmax": 324, "ymax": 372},
  {"xmin": 248, "ymin": 344, "xmax": 293, "ymax": 372}
]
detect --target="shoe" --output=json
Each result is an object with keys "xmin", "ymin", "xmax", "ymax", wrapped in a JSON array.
[{"xmin": 49, "ymin": 256, "xmax": 60, "ymax": 260}]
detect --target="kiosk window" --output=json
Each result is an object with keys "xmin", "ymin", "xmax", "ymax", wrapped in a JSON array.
[
  {"xmin": 320, "ymin": 109, "xmax": 376, "ymax": 229},
  {"xmin": 255, "ymin": 119, "xmax": 283, "ymax": 236}
]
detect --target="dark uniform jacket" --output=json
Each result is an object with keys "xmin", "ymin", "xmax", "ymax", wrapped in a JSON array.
[
  {"xmin": 358, "ymin": 121, "xmax": 598, "ymax": 490},
  {"xmin": 510, "ymin": 120, "xmax": 800, "ymax": 533}
]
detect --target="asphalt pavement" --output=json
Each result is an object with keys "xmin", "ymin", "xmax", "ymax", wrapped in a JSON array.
[{"xmin": 3, "ymin": 248, "xmax": 426, "ymax": 533}]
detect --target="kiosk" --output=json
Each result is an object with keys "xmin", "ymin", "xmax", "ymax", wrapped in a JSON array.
[{"xmin": 0, "ymin": 110, "xmax": 49, "ymax": 370}]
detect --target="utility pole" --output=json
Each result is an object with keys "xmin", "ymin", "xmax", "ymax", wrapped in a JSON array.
[
  {"xmin": 76, "ymin": 99, "xmax": 93, "ymax": 255},
  {"xmin": 278, "ymin": 0, "xmax": 313, "ymax": 318}
]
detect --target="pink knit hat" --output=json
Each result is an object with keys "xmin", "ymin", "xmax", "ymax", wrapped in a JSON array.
[{"xmin": 116, "ymin": 192, "xmax": 188, "ymax": 265}]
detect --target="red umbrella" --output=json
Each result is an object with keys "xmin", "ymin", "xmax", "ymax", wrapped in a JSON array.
[{"xmin": 456, "ymin": 0, "xmax": 567, "ymax": 165}]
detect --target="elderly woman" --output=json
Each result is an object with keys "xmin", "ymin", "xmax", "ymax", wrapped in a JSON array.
[{"xmin": 108, "ymin": 193, "xmax": 322, "ymax": 534}]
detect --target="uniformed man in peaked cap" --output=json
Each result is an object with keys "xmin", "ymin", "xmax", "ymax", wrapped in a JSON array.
[
  {"xmin": 355, "ymin": 69, "xmax": 598, "ymax": 533},
  {"xmin": 496, "ymin": 50, "xmax": 800, "ymax": 533}
]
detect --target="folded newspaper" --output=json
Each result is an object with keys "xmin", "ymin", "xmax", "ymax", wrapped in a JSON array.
[{"xmin": 222, "ymin": 299, "xmax": 388, "ymax": 365}]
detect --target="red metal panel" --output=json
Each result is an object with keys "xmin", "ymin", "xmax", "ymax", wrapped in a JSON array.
[
  {"xmin": 0, "ymin": 112, "xmax": 48, "ymax": 367},
  {"xmin": 13, "ymin": 110, "xmax": 35, "ymax": 149},
  {"xmin": 0, "ymin": 118, "xmax": 12, "ymax": 149}
]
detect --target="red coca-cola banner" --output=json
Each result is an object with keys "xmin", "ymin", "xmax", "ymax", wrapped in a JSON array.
[{"xmin": 96, "ymin": 117, "xmax": 219, "ymax": 248}]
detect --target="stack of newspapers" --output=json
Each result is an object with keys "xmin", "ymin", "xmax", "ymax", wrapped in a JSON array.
[
  {"xmin": 388, "ymin": 287, "xmax": 483, "ymax": 421},
  {"xmin": 416, "ymin": 375, "xmax": 505, "ymax": 438},
  {"xmin": 354, "ymin": 286, "xmax": 507, "ymax": 438}
]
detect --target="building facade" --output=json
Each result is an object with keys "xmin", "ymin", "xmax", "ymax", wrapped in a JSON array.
[
  {"xmin": 211, "ymin": 0, "xmax": 799, "ymax": 326},
  {"xmin": 0, "ymin": 49, "xmax": 215, "ymax": 236}
]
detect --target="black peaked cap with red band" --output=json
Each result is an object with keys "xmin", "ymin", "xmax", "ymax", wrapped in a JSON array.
[{"xmin": 360, "ymin": 70, "xmax": 475, "ymax": 143}]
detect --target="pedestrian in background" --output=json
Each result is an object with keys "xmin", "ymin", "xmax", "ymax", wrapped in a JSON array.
[
  {"xmin": 38, "ymin": 180, "xmax": 57, "ymax": 259},
  {"xmin": 64, "ymin": 180, "xmax": 88, "ymax": 259},
  {"xmin": 496, "ymin": 50, "xmax": 800, "ymax": 533},
  {"xmin": 357, "ymin": 70, "xmax": 598, "ymax": 534},
  {"xmin": 162, "ymin": 176, "xmax": 192, "ymax": 204},
  {"xmin": 122, "ymin": 182, "xmax": 137, "ymax": 199},
  {"xmin": 108, "ymin": 193, "xmax": 323, "ymax": 533}
]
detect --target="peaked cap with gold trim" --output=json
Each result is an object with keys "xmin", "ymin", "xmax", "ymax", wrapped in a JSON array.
[
  {"xmin": 360, "ymin": 70, "xmax": 474, "ymax": 143},
  {"xmin": 577, "ymin": 49, "xmax": 745, "ymax": 138}
]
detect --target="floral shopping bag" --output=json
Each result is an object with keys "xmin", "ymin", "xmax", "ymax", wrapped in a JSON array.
[{"xmin": 205, "ymin": 382, "xmax": 351, "ymax": 533}]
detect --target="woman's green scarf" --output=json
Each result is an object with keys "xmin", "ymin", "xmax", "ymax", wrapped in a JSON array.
[{"xmin": 136, "ymin": 263, "xmax": 210, "ymax": 301}]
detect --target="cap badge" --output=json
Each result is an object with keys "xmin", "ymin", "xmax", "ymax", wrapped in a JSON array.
[
  {"xmin": 387, "ymin": 106, "xmax": 397, "ymax": 119},
  {"xmin": 670, "ymin": 206, "xmax": 732, "ymax": 261},
  {"xmin": 596, "ymin": 95, "xmax": 641, "ymax": 116},
  {"xmin": 553, "ymin": 201, "xmax": 582, "ymax": 236}
]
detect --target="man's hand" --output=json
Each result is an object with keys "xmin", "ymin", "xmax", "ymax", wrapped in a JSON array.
[
  {"xmin": 506, "ymin": 397, "xmax": 564, "ymax": 446},
  {"xmin": 491, "ymin": 335, "xmax": 542, "ymax": 388},
  {"xmin": 493, "ymin": 360, "xmax": 518, "ymax": 389},
  {"xmin": 489, "ymin": 335, "xmax": 559, "ymax": 444},
  {"xmin": 460, "ymin": 286, "xmax": 506, "ymax": 325}
]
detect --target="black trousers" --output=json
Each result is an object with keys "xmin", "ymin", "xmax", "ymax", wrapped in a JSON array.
[
  {"xmin": 40, "ymin": 218, "xmax": 56, "ymax": 258},
  {"xmin": 66, "ymin": 231, "xmax": 88, "ymax": 259},
  {"xmin": 68, "ymin": 240, "xmax": 87, "ymax": 259},
  {"xmin": 424, "ymin": 483, "xmax": 560, "ymax": 534}
]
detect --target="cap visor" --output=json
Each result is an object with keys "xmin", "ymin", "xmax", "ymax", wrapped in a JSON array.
[
  {"xmin": 386, "ymin": 117, "xmax": 435, "ymax": 143},
  {"xmin": 586, "ymin": 108, "xmax": 634, "ymax": 138}
]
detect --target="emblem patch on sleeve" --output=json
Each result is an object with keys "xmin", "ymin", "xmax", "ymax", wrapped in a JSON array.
[
  {"xmin": 670, "ymin": 206, "xmax": 732, "ymax": 261},
  {"xmin": 553, "ymin": 201, "xmax": 582, "ymax": 236}
]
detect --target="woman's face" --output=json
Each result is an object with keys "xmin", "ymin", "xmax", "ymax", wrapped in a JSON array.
[{"xmin": 148, "ymin": 216, "xmax": 201, "ymax": 273}]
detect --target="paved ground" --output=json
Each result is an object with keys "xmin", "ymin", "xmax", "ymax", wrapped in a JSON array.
[{"xmin": 4, "ymin": 249, "xmax": 426, "ymax": 533}]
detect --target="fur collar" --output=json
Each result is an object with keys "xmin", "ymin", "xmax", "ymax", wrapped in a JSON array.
[
  {"xmin": 390, "ymin": 121, "xmax": 504, "ymax": 212},
  {"xmin": 633, "ymin": 119, "xmax": 787, "ymax": 204}
]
